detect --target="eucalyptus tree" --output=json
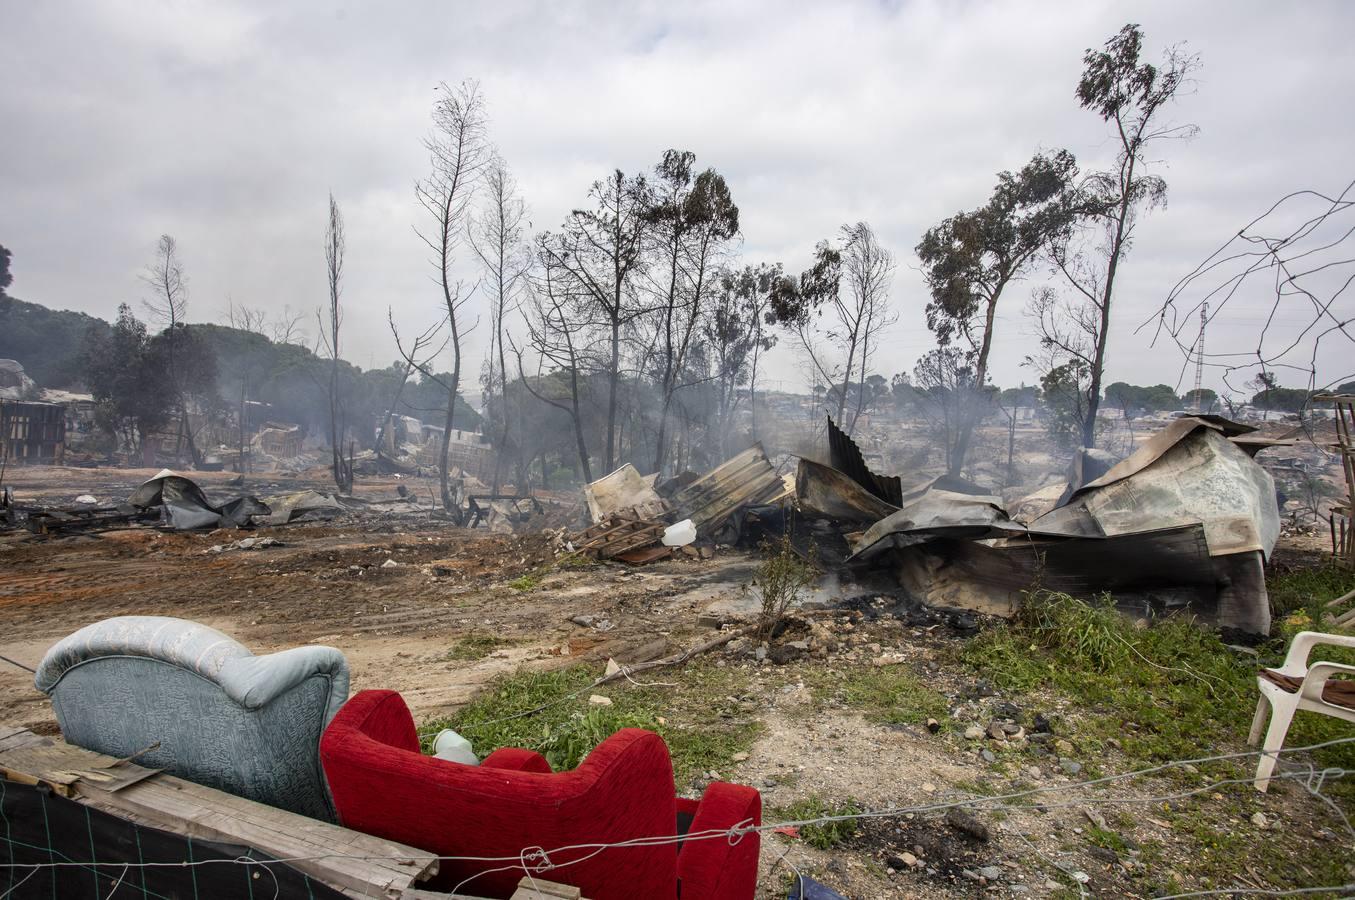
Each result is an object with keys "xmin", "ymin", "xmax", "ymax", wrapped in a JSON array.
[
  {"xmin": 318, "ymin": 193, "xmax": 352, "ymax": 492},
  {"xmin": 916, "ymin": 149, "xmax": 1082, "ymax": 476},
  {"xmin": 412, "ymin": 79, "xmax": 490, "ymax": 517},
  {"xmin": 770, "ymin": 223, "xmax": 895, "ymax": 435},
  {"xmin": 470, "ymin": 156, "xmax": 530, "ymax": 493},
  {"xmin": 516, "ymin": 252, "xmax": 595, "ymax": 481},
  {"xmin": 1059, "ymin": 23, "xmax": 1199, "ymax": 448}
]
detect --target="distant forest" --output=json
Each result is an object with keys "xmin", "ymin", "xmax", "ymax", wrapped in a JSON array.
[{"xmin": 0, "ymin": 248, "xmax": 481, "ymax": 450}]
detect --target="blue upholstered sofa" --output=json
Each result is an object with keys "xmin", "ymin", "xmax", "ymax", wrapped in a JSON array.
[{"xmin": 34, "ymin": 616, "xmax": 349, "ymax": 821}]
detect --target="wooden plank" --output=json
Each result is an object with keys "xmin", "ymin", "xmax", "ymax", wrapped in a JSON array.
[
  {"xmin": 0, "ymin": 725, "xmax": 438, "ymax": 898},
  {"xmin": 614, "ymin": 544, "xmax": 673, "ymax": 565},
  {"xmin": 0, "ymin": 727, "xmax": 48, "ymax": 753},
  {"xmin": 511, "ymin": 878, "xmax": 583, "ymax": 900},
  {"xmin": 0, "ymin": 738, "xmax": 161, "ymax": 796},
  {"xmin": 78, "ymin": 777, "xmax": 435, "ymax": 897},
  {"xmin": 396, "ymin": 877, "xmax": 590, "ymax": 899}
]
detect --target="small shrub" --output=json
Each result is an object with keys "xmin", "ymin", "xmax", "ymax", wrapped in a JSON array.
[
  {"xmin": 747, "ymin": 536, "xmax": 818, "ymax": 642},
  {"xmin": 507, "ymin": 573, "xmax": 540, "ymax": 592}
]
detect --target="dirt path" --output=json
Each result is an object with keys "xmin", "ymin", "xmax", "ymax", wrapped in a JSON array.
[{"xmin": 0, "ymin": 512, "xmax": 754, "ymax": 735}]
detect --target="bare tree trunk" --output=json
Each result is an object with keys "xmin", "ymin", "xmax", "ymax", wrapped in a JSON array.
[
  {"xmin": 324, "ymin": 193, "xmax": 352, "ymax": 494},
  {"xmin": 605, "ymin": 314, "xmax": 620, "ymax": 472},
  {"xmin": 376, "ymin": 362, "xmax": 413, "ymax": 457},
  {"xmin": 238, "ymin": 377, "xmax": 248, "ymax": 475},
  {"xmin": 949, "ymin": 290, "xmax": 1002, "ymax": 477},
  {"xmin": 1081, "ymin": 188, "xmax": 1130, "ymax": 449}
]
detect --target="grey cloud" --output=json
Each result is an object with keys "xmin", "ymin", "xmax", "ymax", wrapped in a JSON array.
[{"xmin": 1, "ymin": 0, "xmax": 1351, "ymax": 394}]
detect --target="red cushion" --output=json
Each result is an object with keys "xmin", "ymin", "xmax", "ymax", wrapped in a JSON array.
[{"xmin": 320, "ymin": 690, "xmax": 760, "ymax": 900}]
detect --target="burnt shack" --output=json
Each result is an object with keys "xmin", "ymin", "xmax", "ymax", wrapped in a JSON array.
[{"xmin": 0, "ymin": 399, "xmax": 67, "ymax": 465}]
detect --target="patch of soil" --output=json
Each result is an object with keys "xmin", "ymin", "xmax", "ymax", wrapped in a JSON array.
[{"xmin": 853, "ymin": 815, "xmax": 1002, "ymax": 886}]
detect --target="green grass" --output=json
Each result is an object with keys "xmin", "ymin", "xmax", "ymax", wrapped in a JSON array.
[
  {"xmin": 446, "ymin": 633, "xmax": 517, "ymax": 661},
  {"xmin": 421, "ymin": 661, "xmax": 763, "ymax": 784},
  {"xmin": 769, "ymin": 795, "xmax": 863, "ymax": 850},
  {"xmin": 1143, "ymin": 798, "xmax": 1352, "ymax": 893},
  {"xmin": 960, "ymin": 590, "xmax": 1261, "ymax": 767},
  {"xmin": 1267, "ymin": 563, "xmax": 1355, "ymax": 621},
  {"xmin": 961, "ymin": 581, "xmax": 1355, "ymax": 793},
  {"xmin": 807, "ymin": 664, "xmax": 950, "ymax": 728}
]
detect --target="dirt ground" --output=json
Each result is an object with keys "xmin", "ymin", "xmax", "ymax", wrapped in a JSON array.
[
  {"xmin": 2, "ymin": 464, "xmax": 1351, "ymax": 899},
  {"xmin": 0, "ymin": 466, "xmax": 754, "ymax": 730}
]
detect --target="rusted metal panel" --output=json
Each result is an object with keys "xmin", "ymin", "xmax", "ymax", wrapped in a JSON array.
[{"xmin": 1048, "ymin": 420, "xmax": 1279, "ymax": 558}]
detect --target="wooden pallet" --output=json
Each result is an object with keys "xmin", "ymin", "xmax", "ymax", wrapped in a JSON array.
[{"xmin": 570, "ymin": 511, "xmax": 667, "ymax": 560}]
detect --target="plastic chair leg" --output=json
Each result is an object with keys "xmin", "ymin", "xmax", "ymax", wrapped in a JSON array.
[
  {"xmin": 1247, "ymin": 695, "xmax": 1269, "ymax": 746},
  {"xmin": 1254, "ymin": 697, "xmax": 1297, "ymax": 793}
]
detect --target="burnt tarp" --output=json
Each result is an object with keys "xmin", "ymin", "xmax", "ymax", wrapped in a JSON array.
[
  {"xmin": 827, "ymin": 416, "xmax": 902, "ymax": 506},
  {"xmin": 848, "ymin": 417, "xmax": 1279, "ymax": 636},
  {"xmin": 128, "ymin": 470, "xmax": 270, "ymax": 530}
]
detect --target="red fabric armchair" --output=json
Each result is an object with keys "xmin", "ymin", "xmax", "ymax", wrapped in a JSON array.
[{"xmin": 320, "ymin": 689, "xmax": 761, "ymax": 900}]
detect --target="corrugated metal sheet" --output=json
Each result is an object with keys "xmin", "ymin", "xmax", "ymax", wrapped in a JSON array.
[
  {"xmin": 827, "ymin": 416, "xmax": 902, "ymax": 506},
  {"xmin": 670, "ymin": 444, "xmax": 787, "ymax": 538}
]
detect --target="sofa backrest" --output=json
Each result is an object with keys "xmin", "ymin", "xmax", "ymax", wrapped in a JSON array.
[
  {"xmin": 35, "ymin": 616, "xmax": 348, "ymax": 822},
  {"xmin": 321, "ymin": 690, "xmax": 680, "ymax": 900}
]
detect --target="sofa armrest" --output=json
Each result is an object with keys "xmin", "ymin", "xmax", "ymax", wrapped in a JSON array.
[
  {"xmin": 323, "ymin": 689, "xmax": 421, "ymax": 755},
  {"xmin": 676, "ymin": 782, "xmax": 761, "ymax": 900},
  {"xmin": 221, "ymin": 646, "xmax": 350, "ymax": 722},
  {"xmin": 481, "ymin": 747, "xmax": 553, "ymax": 773}
]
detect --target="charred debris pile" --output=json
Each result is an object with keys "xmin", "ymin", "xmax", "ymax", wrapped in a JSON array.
[
  {"xmin": 3, "ymin": 414, "xmax": 1282, "ymax": 637},
  {"xmin": 563, "ymin": 415, "xmax": 1282, "ymax": 639}
]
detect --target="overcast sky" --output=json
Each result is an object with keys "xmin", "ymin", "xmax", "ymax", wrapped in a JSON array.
[{"xmin": 3, "ymin": 0, "xmax": 1352, "ymax": 400}]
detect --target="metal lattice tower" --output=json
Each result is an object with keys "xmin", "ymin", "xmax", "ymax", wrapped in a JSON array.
[{"xmin": 1192, "ymin": 302, "xmax": 1208, "ymax": 411}]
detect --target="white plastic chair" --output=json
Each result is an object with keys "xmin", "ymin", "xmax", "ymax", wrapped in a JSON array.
[{"xmin": 1249, "ymin": 630, "xmax": 1355, "ymax": 792}]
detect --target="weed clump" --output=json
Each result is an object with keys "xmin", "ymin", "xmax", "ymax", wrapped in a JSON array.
[
  {"xmin": 772, "ymin": 795, "xmax": 862, "ymax": 850},
  {"xmin": 423, "ymin": 662, "xmax": 762, "ymax": 782},
  {"xmin": 446, "ymin": 633, "xmax": 515, "ymax": 661},
  {"xmin": 507, "ymin": 573, "xmax": 540, "ymax": 592},
  {"xmin": 1013, "ymin": 590, "xmax": 1128, "ymax": 670}
]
